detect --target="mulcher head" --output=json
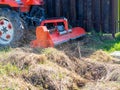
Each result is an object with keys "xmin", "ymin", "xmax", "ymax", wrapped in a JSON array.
[{"xmin": 30, "ymin": 18, "xmax": 86, "ymax": 48}]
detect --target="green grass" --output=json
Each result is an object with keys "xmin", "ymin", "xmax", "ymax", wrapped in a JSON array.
[
  {"xmin": 100, "ymin": 33, "xmax": 120, "ymax": 52},
  {"xmin": 0, "ymin": 63, "xmax": 21, "ymax": 75},
  {"xmin": 100, "ymin": 40, "xmax": 120, "ymax": 52},
  {"xmin": 96, "ymin": 38, "xmax": 120, "ymax": 53},
  {"xmin": 85, "ymin": 33, "xmax": 120, "ymax": 53}
]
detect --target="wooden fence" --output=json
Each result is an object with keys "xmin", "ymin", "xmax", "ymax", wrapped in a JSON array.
[{"xmin": 44, "ymin": 0, "xmax": 118, "ymax": 35}]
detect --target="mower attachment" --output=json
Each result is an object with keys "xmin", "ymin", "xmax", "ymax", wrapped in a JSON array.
[{"xmin": 31, "ymin": 18, "xmax": 86, "ymax": 48}]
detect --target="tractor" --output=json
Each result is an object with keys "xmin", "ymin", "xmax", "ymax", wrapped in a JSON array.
[{"xmin": 0, "ymin": 0, "xmax": 86, "ymax": 48}]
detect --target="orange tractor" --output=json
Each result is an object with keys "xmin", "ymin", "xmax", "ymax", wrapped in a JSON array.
[{"xmin": 0, "ymin": 0, "xmax": 86, "ymax": 48}]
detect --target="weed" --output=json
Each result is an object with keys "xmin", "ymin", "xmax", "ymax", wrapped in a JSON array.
[
  {"xmin": 0, "ymin": 63, "xmax": 20, "ymax": 75},
  {"xmin": 41, "ymin": 48, "xmax": 55, "ymax": 55}
]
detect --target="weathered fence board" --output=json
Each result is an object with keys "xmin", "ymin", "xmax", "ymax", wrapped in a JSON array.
[
  {"xmin": 93, "ymin": 0, "xmax": 101, "ymax": 32},
  {"xmin": 44, "ymin": 0, "xmax": 117, "ymax": 34}
]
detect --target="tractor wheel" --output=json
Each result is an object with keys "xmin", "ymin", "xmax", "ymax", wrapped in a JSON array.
[{"xmin": 0, "ymin": 8, "xmax": 24, "ymax": 47}]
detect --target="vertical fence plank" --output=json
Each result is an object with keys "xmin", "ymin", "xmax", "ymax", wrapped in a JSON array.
[
  {"xmin": 92, "ymin": 0, "xmax": 101, "ymax": 32},
  {"xmin": 83, "ymin": 0, "xmax": 87, "ymax": 30},
  {"xmin": 76, "ymin": 0, "xmax": 84, "ymax": 27},
  {"xmin": 45, "ymin": 0, "xmax": 55, "ymax": 17},
  {"xmin": 55, "ymin": 0, "xmax": 61, "ymax": 17},
  {"xmin": 114, "ymin": 0, "xmax": 118, "ymax": 33},
  {"xmin": 61, "ymin": 0, "xmax": 70, "ymax": 18},
  {"xmin": 109, "ymin": 0, "xmax": 115, "ymax": 37},
  {"xmin": 101, "ymin": 0, "xmax": 110, "ymax": 33},
  {"xmin": 69, "ymin": 0, "xmax": 76, "ymax": 26},
  {"xmin": 86, "ymin": 0, "xmax": 93, "ymax": 31}
]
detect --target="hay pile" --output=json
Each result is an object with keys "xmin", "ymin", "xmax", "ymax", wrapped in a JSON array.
[
  {"xmin": 0, "ymin": 47, "xmax": 120, "ymax": 90},
  {"xmin": 0, "ymin": 75, "xmax": 38, "ymax": 90},
  {"xmin": 89, "ymin": 50, "xmax": 113, "ymax": 62},
  {"xmin": 3, "ymin": 48, "xmax": 87, "ymax": 90}
]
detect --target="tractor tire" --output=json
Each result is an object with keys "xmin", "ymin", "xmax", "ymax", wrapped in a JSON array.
[{"xmin": 0, "ymin": 8, "xmax": 24, "ymax": 47}]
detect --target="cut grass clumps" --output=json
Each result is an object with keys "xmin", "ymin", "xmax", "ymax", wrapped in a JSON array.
[
  {"xmin": 26, "ymin": 63, "xmax": 87, "ymax": 90},
  {"xmin": 89, "ymin": 50, "xmax": 114, "ymax": 62},
  {"xmin": 8, "ymin": 51, "xmax": 47, "ymax": 69},
  {"xmin": 0, "ymin": 63, "xmax": 20, "ymax": 75},
  {"xmin": 42, "ymin": 48, "xmax": 75, "ymax": 71},
  {"xmin": 0, "ymin": 47, "xmax": 11, "ymax": 60},
  {"xmin": 82, "ymin": 81, "xmax": 120, "ymax": 90},
  {"xmin": 0, "ymin": 75, "xmax": 39, "ymax": 90}
]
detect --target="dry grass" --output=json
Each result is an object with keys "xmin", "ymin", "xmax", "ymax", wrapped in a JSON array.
[
  {"xmin": 41, "ymin": 48, "xmax": 107, "ymax": 81},
  {"xmin": 25, "ymin": 63, "xmax": 87, "ymax": 90},
  {"xmin": 42, "ymin": 48, "xmax": 76, "ymax": 71},
  {"xmin": 0, "ymin": 75, "xmax": 39, "ymax": 90},
  {"xmin": 0, "ymin": 46, "xmax": 119, "ymax": 90},
  {"xmin": 84, "ymin": 58, "xmax": 120, "ymax": 82},
  {"xmin": 6, "ymin": 50, "xmax": 47, "ymax": 70},
  {"xmin": 0, "ymin": 48, "xmax": 87, "ymax": 90},
  {"xmin": 89, "ymin": 50, "xmax": 115, "ymax": 63},
  {"xmin": 82, "ymin": 81, "xmax": 120, "ymax": 90}
]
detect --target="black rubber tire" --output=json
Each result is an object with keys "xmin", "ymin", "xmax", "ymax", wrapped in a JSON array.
[{"xmin": 0, "ymin": 8, "xmax": 24, "ymax": 47}]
